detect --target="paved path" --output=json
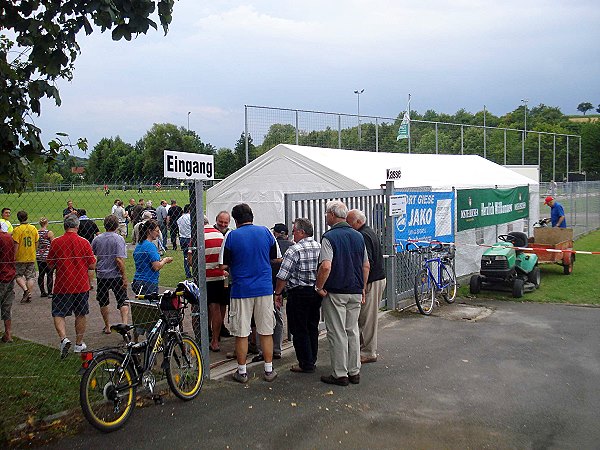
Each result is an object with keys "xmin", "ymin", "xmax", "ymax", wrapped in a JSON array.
[{"xmin": 42, "ymin": 300, "xmax": 600, "ymax": 449}]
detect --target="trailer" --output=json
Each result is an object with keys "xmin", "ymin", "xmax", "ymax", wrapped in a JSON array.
[{"xmin": 526, "ymin": 227, "xmax": 575, "ymax": 275}]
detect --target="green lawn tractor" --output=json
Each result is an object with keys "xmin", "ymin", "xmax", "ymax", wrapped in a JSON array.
[{"xmin": 469, "ymin": 231, "xmax": 540, "ymax": 298}]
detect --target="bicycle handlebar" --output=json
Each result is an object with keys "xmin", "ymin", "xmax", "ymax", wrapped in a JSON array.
[{"xmin": 135, "ymin": 290, "xmax": 185, "ymax": 301}]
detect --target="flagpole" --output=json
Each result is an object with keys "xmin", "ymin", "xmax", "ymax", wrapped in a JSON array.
[{"xmin": 408, "ymin": 94, "xmax": 412, "ymax": 154}]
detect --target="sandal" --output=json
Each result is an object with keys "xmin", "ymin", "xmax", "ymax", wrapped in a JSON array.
[
  {"xmin": 102, "ymin": 328, "xmax": 111, "ymax": 335},
  {"xmin": 209, "ymin": 345, "xmax": 221, "ymax": 352}
]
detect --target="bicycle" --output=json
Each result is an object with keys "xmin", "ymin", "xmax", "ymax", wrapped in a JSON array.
[
  {"xmin": 407, "ymin": 241, "xmax": 457, "ymax": 315},
  {"xmin": 79, "ymin": 280, "xmax": 204, "ymax": 432}
]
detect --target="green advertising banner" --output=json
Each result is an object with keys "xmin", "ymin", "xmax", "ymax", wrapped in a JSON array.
[{"xmin": 457, "ymin": 186, "xmax": 529, "ymax": 231}]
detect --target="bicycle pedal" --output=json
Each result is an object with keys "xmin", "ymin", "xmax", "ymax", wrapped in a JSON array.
[{"xmin": 153, "ymin": 394, "xmax": 164, "ymax": 406}]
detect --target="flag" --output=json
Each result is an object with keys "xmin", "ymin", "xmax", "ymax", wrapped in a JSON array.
[{"xmin": 397, "ymin": 111, "xmax": 410, "ymax": 140}]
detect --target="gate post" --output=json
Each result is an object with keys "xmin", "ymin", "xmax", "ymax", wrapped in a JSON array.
[
  {"xmin": 384, "ymin": 180, "xmax": 396, "ymax": 310},
  {"xmin": 189, "ymin": 181, "xmax": 210, "ymax": 379}
]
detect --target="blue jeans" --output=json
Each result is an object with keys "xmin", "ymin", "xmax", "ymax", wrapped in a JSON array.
[
  {"xmin": 159, "ymin": 222, "xmax": 168, "ymax": 249},
  {"xmin": 180, "ymin": 237, "xmax": 191, "ymax": 278}
]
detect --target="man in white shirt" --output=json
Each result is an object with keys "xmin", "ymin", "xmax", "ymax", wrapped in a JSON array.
[{"xmin": 177, "ymin": 204, "xmax": 192, "ymax": 278}]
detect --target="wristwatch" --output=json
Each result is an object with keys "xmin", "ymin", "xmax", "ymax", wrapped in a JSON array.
[
  {"xmin": 314, "ymin": 286, "xmax": 323, "ymax": 293},
  {"xmin": 274, "ymin": 291, "xmax": 282, "ymax": 296}
]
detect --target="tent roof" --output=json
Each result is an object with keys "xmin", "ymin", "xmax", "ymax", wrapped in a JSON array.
[{"xmin": 285, "ymin": 145, "xmax": 536, "ymax": 189}]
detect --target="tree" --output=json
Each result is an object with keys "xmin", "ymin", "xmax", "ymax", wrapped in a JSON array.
[
  {"xmin": 577, "ymin": 102, "xmax": 594, "ymax": 115},
  {"xmin": 137, "ymin": 124, "xmax": 215, "ymax": 180},
  {"xmin": 597, "ymin": 104, "xmax": 600, "ymax": 114},
  {"xmin": 1, "ymin": 0, "xmax": 175, "ymax": 193}
]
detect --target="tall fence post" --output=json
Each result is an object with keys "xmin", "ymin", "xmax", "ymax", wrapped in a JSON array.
[
  {"xmin": 338, "ymin": 115, "xmax": 342, "ymax": 149},
  {"xmin": 538, "ymin": 133, "xmax": 542, "ymax": 178},
  {"xmin": 504, "ymin": 129, "xmax": 507, "ymax": 165},
  {"xmin": 461, "ymin": 125, "xmax": 464, "ymax": 155},
  {"xmin": 553, "ymin": 134, "xmax": 556, "ymax": 181},
  {"xmin": 189, "ymin": 181, "xmax": 209, "ymax": 380},
  {"xmin": 384, "ymin": 181, "xmax": 396, "ymax": 310},
  {"xmin": 435, "ymin": 122, "xmax": 439, "ymax": 154},
  {"xmin": 375, "ymin": 118, "xmax": 379, "ymax": 152},
  {"xmin": 244, "ymin": 105, "xmax": 249, "ymax": 165},
  {"xmin": 295, "ymin": 110, "xmax": 299, "ymax": 145},
  {"xmin": 566, "ymin": 136, "xmax": 570, "ymax": 181}
]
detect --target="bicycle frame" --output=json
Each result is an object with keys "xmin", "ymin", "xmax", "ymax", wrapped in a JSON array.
[{"xmin": 422, "ymin": 254, "xmax": 450, "ymax": 293}]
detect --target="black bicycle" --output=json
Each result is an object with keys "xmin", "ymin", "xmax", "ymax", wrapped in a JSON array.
[
  {"xmin": 79, "ymin": 281, "xmax": 204, "ymax": 432},
  {"xmin": 407, "ymin": 241, "xmax": 457, "ymax": 315}
]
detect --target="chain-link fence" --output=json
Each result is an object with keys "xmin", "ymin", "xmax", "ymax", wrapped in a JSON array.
[
  {"xmin": 245, "ymin": 105, "xmax": 582, "ymax": 182},
  {"xmin": 0, "ymin": 179, "xmax": 210, "ymax": 436}
]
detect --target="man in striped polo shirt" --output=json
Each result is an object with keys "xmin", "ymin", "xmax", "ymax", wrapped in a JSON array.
[{"xmin": 203, "ymin": 216, "xmax": 228, "ymax": 352}]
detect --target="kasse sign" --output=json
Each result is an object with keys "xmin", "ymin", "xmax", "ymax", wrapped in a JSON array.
[{"xmin": 163, "ymin": 150, "xmax": 214, "ymax": 180}]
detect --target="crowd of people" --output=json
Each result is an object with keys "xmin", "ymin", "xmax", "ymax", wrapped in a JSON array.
[{"xmin": 0, "ymin": 199, "xmax": 387, "ymax": 387}]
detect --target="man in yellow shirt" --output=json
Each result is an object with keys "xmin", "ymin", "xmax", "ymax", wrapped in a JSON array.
[{"xmin": 13, "ymin": 211, "xmax": 39, "ymax": 303}]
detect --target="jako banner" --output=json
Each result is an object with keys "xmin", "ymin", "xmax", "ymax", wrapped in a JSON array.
[
  {"xmin": 457, "ymin": 186, "xmax": 529, "ymax": 231},
  {"xmin": 393, "ymin": 191, "xmax": 454, "ymax": 252}
]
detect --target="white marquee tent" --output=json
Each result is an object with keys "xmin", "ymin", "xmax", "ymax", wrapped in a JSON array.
[
  {"xmin": 207, "ymin": 144, "xmax": 540, "ymax": 278},
  {"xmin": 207, "ymin": 144, "xmax": 538, "ymax": 226}
]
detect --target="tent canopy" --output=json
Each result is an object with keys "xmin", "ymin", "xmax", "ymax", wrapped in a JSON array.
[{"xmin": 207, "ymin": 144, "xmax": 537, "ymax": 227}]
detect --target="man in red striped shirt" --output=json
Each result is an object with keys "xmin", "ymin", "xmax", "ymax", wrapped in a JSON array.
[{"xmin": 203, "ymin": 216, "xmax": 228, "ymax": 352}]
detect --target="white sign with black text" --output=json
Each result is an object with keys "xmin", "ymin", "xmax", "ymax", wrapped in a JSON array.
[
  {"xmin": 386, "ymin": 167, "xmax": 402, "ymax": 181},
  {"xmin": 389, "ymin": 194, "xmax": 407, "ymax": 217},
  {"xmin": 163, "ymin": 150, "xmax": 214, "ymax": 180}
]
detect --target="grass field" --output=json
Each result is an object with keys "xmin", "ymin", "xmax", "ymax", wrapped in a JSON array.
[{"xmin": 0, "ymin": 187, "xmax": 195, "ymax": 234}]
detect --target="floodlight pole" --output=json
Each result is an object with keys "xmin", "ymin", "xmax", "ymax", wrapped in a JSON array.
[
  {"xmin": 354, "ymin": 89, "xmax": 364, "ymax": 147},
  {"xmin": 187, "ymin": 111, "xmax": 191, "ymax": 132}
]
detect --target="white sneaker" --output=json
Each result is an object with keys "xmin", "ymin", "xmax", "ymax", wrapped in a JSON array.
[
  {"xmin": 73, "ymin": 342, "xmax": 87, "ymax": 353},
  {"xmin": 60, "ymin": 338, "xmax": 71, "ymax": 359}
]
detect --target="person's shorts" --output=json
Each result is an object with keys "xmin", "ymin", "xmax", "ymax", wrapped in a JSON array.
[
  {"xmin": 229, "ymin": 295, "xmax": 275, "ymax": 337},
  {"xmin": 0, "ymin": 280, "xmax": 15, "ymax": 321},
  {"xmin": 97, "ymin": 277, "xmax": 128, "ymax": 309},
  {"xmin": 206, "ymin": 279, "xmax": 229, "ymax": 305},
  {"xmin": 15, "ymin": 262, "xmax": 36, "ymax": 280},
  {"xmin": 52, "ymin": 292, "xmax": 90, "ymax": 317}
]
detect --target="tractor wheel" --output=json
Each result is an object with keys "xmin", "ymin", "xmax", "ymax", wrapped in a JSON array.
[
  {"xmin": 469, "ymin": 275, "xmax": 482, "ymax": 294},
  {"xmin": 512, "ymin": 279, "xmax": 524, "ymax": 298},
  {"xmin": 527, "ymin": 267, "xmax": 541, "ymax": 288}
]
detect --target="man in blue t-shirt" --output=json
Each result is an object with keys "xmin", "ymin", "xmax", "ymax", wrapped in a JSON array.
[
  {"xmin": 219, "ymin": 203, "xmax": 281, "ymax": 384},
  {"xmin": 544, "ymin": 196, "xmax": 567, "ymax": 228}
]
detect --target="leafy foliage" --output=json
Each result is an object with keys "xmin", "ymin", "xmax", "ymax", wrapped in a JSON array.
[{"xmin": 0, "ymin": 0, "xmax": 176, "ymax": 193}]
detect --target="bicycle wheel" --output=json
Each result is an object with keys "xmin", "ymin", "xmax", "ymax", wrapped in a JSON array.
[
  {"xmin": 80, "ymin": 352, "xmax": 136, "ymax": 432},
  {"xmin": 441, "ymin": 264, "xmax": 457, "ymax": 304},
  {"xmin": 414, "ymin": 269, "xmax": 435, "ymax": 315},
  {"xmin": 166, "ymin": 334, "xmax": 204, "ymax": 401}
]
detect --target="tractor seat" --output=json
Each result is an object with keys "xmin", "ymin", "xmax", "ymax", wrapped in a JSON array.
[{"xmin": 507, "ymin": 231, "xmax": 528, "ymax": 250}]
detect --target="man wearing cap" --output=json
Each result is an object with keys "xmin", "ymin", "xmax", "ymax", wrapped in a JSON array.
[{"xmin": 544, "ymin": 196, "xmax": 567, "ymax": 228}]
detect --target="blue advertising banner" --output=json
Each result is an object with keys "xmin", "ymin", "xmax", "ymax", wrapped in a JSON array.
[{"xmin": 393, "ymin": 191, "xmax": 455, "ymax": 252}]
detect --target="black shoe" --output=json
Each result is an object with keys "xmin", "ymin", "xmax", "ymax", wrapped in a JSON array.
[
  {"xmin": 251, "ymin": 354, "xmax": 264, "ymax": 363},
  {"xmin": 348, "ymin": 373, "xmax": 360, "ymax": 384},
  {"xmin": 273, "ymin": 353, "xmax": 281, "ymax": 360},
  {"xmin": 40, "ymin": 292, "xmax": 48, "ymax": 298},
  {"xmin": 321, "ymin": 374, "xmax": 349, "ymax": 386}
]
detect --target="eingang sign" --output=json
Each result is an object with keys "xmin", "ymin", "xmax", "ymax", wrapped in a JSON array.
[
  {"xmin": 456, "ymin": 186, "xmax": 529, "ymax": 231},
  {"xmin": 163, "ymin": 150, "xmax": 214, "ymax": 180}
]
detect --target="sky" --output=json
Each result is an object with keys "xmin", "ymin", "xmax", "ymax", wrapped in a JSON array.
[{"xmin": 35, "ymin": 0, "xmax": 600, "ymax": 156}]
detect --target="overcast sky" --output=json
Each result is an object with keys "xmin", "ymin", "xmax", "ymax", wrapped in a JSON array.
[{"xmin": 35, "ymin": 0, "xmax": 600, "ymax": 156}]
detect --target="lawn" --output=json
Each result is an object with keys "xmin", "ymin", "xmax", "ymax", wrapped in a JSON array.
[{"xmin": 459, "ymin": 229, "xmax": 600, "ymax": 304}]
